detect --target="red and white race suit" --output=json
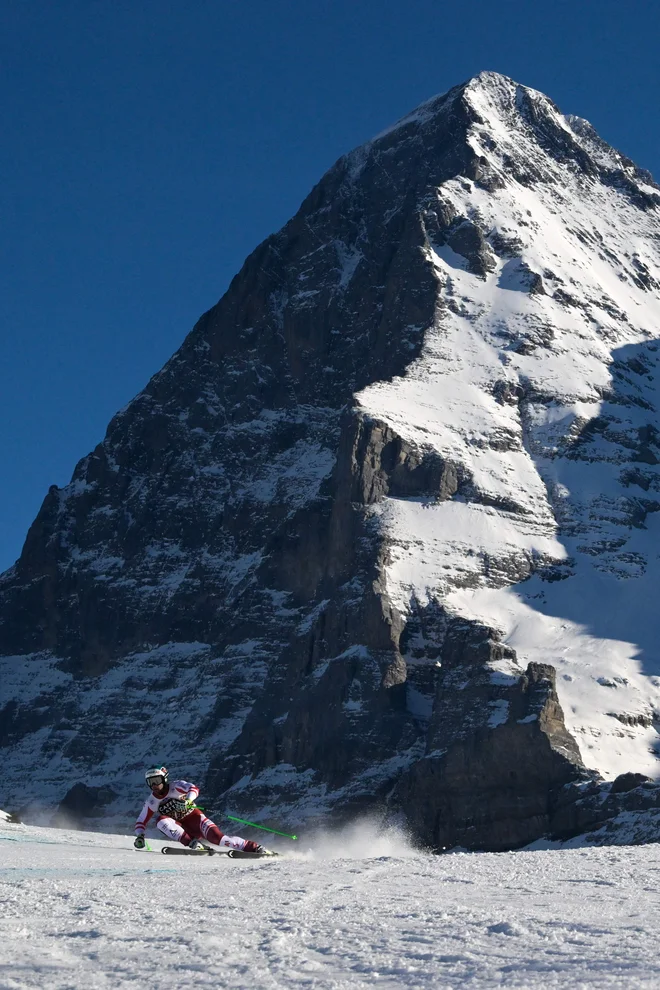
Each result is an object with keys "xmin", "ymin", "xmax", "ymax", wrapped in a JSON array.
[
  {"xmin": 134, "ymin": 779, "xmax": 258, "ymax": 853},
  {"xmin": 134, "ymin": 779, "xmax": 199, "ymax": 835}
]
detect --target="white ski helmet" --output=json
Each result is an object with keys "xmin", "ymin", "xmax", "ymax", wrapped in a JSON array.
[{"xmin": 145, "ymin": 766, "xmax": 169, "ymax": 788}]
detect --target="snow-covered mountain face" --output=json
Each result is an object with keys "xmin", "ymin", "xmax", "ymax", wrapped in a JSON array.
[
  {"xmin": 2, "ymin": 72, "xmax": 660, "ymax": 849},
  {"xmin": 359, "ymin": 74, "xmax": 660, "ymax": 781}
]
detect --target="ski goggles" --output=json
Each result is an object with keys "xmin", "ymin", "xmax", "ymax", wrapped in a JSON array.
[{"xmin": 146, "ymin": 774, "xmax": 166, "ymax": 787}]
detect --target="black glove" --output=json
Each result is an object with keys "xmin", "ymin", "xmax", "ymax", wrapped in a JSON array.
[
  {"xmin": 158, "ymin": 797, "xmax": 188, "ymax": 820},
  {"xmin": 134, "ymin": 835, "xmax": 145, "ymax": 849}
]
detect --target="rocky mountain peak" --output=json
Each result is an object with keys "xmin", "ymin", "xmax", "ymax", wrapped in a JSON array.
[{"xmin": 2, "ymin": 75, "xmax": 660, "ymax": 851}]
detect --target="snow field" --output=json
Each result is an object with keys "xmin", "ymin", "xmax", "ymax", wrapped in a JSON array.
[{"xmin": 2, "ymin": 820, "xmax": 660, "ymax": 988}]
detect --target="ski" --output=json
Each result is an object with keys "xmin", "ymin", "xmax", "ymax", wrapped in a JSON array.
[
  {"xmin": 160, "ymin": 845, "xmax": 278, "ymax": 858},
  {"xmin": 161, "ymin": 846, "xmax": 219, "ymax": 856},
  {"xmin": 226, "ymin": 848, "xmax": 278, "ymax": 859}
]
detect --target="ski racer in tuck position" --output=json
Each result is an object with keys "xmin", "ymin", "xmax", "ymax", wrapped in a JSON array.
[{"xmin": 133, "ymin": 767, "xmax": 272, "ymax": 854}]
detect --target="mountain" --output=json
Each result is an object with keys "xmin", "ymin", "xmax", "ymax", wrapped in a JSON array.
[{"xmin": 2, "ymin": 72, "xmax": 660, "ymax": 849}]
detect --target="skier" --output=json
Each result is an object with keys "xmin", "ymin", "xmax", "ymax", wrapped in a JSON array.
[{"xmin": 133, "ymin": 766, "xmax": 272, "ymax": 854}]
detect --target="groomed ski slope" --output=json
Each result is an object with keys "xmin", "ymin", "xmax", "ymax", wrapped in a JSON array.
[{"xmin": 2, "ymin": 819, "xmax": 660, "ymax": 988}]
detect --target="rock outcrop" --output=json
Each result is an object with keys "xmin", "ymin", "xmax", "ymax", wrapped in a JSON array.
[
  {"xmin": 1, "ymin": 72, "xmax": 660, "ymax": 848},
  {"xmin": 396, "ymin": 625, "xmax": 585, "ymax": 851},
  {"xmin": 546, "ymin": 773, "xmax": 660, "ymax": 848}
]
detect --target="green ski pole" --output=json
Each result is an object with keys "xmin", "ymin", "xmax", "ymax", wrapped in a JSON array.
[
  {"xmin": 225, "ymin": 815, "xmax": 298, "ymax": 841},
  {"xmin": 192, "ymin": 806, "xmax": 297, "ymax": 841}
]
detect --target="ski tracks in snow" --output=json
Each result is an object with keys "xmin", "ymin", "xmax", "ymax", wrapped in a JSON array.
[{"xmin": 2, "ymin": 824, "xmax": 660, "ymax": 987}]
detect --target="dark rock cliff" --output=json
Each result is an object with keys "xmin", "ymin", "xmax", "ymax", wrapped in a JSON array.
[{"xmin": 395, "ymin": 623, "xmax": 585, "ymax": 851}]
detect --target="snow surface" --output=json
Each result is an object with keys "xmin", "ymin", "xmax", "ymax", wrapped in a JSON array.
[{"xmin": 2, "ymin": 818, "xmax": 660, "ymax": 988}]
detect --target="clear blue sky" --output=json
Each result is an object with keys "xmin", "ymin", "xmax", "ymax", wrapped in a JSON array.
[{"xmin": 2, "ymin": 0, "xmax": 659, "ymax": 572}]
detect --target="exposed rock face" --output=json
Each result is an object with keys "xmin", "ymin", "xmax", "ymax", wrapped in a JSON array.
[
  {"xmin": 1, "ymin": 72, "xmax": 660, "ymax": 848},
  {"xmin": 395, "ymin": 624, "xmax": 586, "ymax": 850},
  {"xmin": 548, "ymin": 773, "xmax": 660, "ymax": 848}
]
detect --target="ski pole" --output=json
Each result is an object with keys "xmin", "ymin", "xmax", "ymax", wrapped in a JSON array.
[
  {"xmin": 225, "ymin": 815, "xmax": 298, "ymax": 840},
  {"xmin": 193, "ymin": 805, "xmax": 297, "ymax": 840}
]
